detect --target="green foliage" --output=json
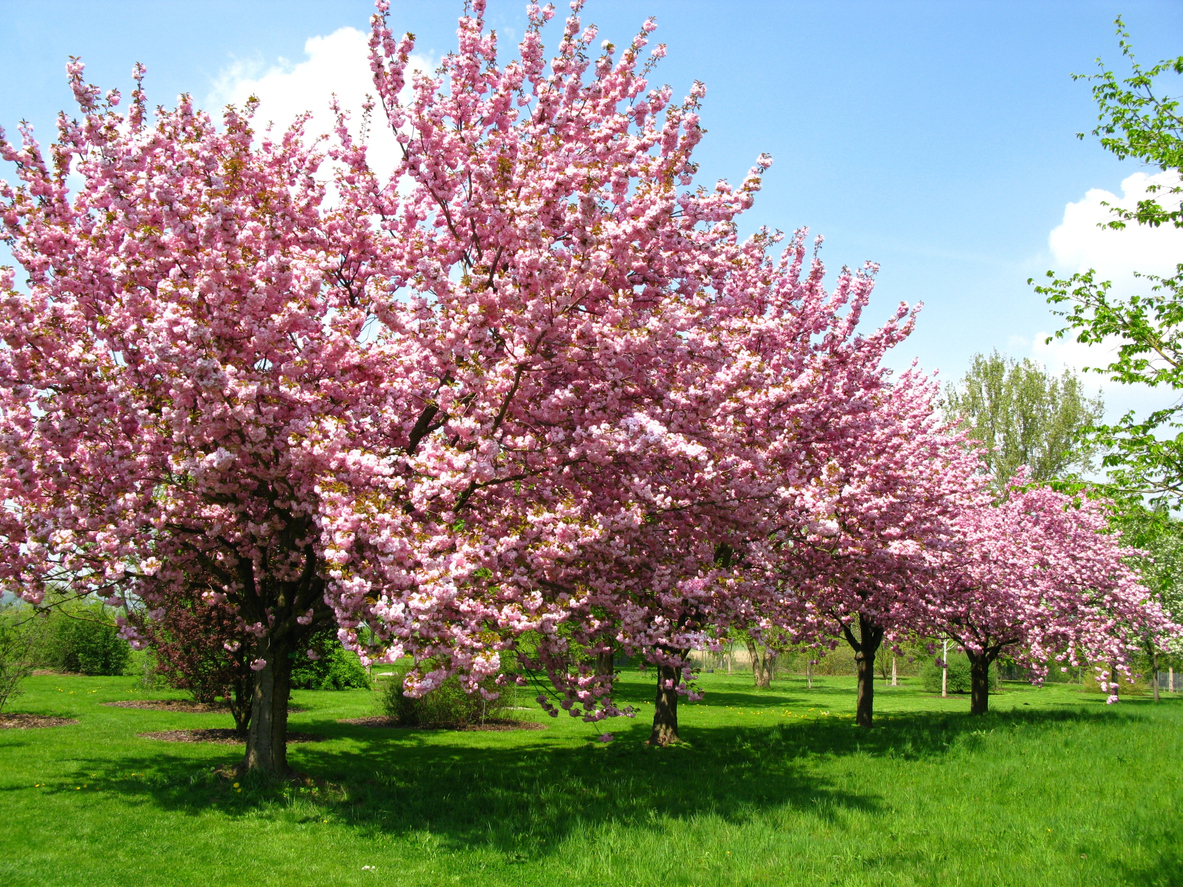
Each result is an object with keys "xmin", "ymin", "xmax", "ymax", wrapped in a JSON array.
[
  {"xmin": 0, "ymin": 605, "xmax": 47, "ymax": 711},
  {"xmin": 943, "ymin": 350, "xmax": 1104, "ymax": 490},
  {"xmin": 132, "ymin": 648, "xmax": 171, "ymax": 690},
  {"xmin": 289, "ymin": 627, "xmax": 370, "ymax": 691},
  {"xmin": 1075, "ymin": 18, "xmax": 1183, "ymax": 229},
  {"xmin": 1035, "ymin": 18, "xmax": 1183, "ymax": 506},
  {"xmin": 806, "ymin": 647, "xmax": 858, "ymax": 676},
  {"xmin": 379, "ymin": 672, "xmax": 511, "ymax": 728},
  {"xmin": 1110, "ymin": 501, "xmax": 1183, "ymax": 656},
  {"xmin": 921, "ymin": 654, "xmax": 999, "ymax": 694},
  {"xmin": 1083, "ymin": 667, "xmax": 1149, "ymax": 696},
  {"xmin": 37, "ymin": 601, "xmax": 131, "ymax": 676}
]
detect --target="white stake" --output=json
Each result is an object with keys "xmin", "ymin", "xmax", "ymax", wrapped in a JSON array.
[{"xmin": 941, "ymin": 637, "xmax": 948, "ymax": 698}]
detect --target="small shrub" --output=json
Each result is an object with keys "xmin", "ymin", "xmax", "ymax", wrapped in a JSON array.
[
  {"xmin": 1083, "ymin": 668, "xmax": 1147, "ymax": 696},
  {"xmin": 132, "ymin": 648, "xmax": 170, "ymax": 690},
  {"xmin": 921, "ymin": 655, "xmax": 998, "ymax": 694},
  {"xmin": 126, "ymin": 587, "xmax": 255, "ymax": 733},
  {"xmin": 380, "ymin": 672, "xmax": 511, "ymax": 729},
  {"xmin": 290, "ymin": 627, "xmax": 371, "ymax": 691},
  {"xmin": 0, "ymin": 606, "xmax": 47, "ymax": 712},
  {"xmin": 810, "ymin": 647, "xmax": 858, "ymax": 676}
]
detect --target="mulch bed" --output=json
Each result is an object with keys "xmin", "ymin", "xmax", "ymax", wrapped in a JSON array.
[
  {"xmin": 138, "ymin": 729, "xmax": 326, "ymax": 744},
  {"xmin": 0, "ymin": 713, "xmax": 79, "ymax": 729},
  {"xmin": 105, "ymin": 699, "xmax": 229, "ymax": 713},
  {"xmin": 339, "ymin": 715, "xmax": 546, "ymax": 732},
  {"xmin": 104, "ymin": 700, "xmax": 306, "ymax": 713}
]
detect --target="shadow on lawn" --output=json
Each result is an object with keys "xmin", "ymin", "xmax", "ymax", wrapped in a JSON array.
[
  {"xmin": 55, "ymin": 701, "xmax": 1151, "ymax": 863},
  {"xmin": 58, "ymin": 722, "xmax": 880, "ymax": 859},
  {"xmin": 1110, "ymin": 815, "xmax": 1183, "ymax": 887}
]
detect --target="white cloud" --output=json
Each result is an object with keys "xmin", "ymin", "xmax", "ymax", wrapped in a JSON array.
[
  {"xmin": 1048, "ymin": 170, "xmax": 1183, "ymax": 287},
  {"xmin": 206, "ymin": 27, "xmax": 432, "ymax": 181},
  {"xmin": 1014, "ymin": 172, "xmax": 1183, "ymax": 424}
]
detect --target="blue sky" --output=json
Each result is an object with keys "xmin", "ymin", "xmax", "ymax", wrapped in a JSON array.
[{"xmin": 1, "ymin": 0, "xmax": 1181, "ymax": 420}]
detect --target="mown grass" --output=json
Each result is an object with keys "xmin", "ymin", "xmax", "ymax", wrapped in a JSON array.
[{"xmin": 1, "ymin": 669, "xmax": 1179, "ymax": 886}]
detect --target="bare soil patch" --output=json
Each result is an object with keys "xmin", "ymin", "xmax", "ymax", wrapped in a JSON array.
[
  {"xmin": 339, "ymin": 715, "xmax": 546, "ymax": 731},
  {"xmin": 138, "ymin": 729, "xmax": 326, "ymax": 744},
  {"xmin": 0, "ymin": 713, "xmax": 79, "ymax": 729}
]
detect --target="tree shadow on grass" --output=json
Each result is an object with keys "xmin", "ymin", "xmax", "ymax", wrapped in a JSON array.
[
  {"xmin": 1109, "ymin": 814, "xmax": 1183, "ymax": 887},
  {"xmin": 57, "ymin": 716, "xmax": 883, "ymax": 859},
  {"xmin": 51, "ymin": 700, "xmax": 1158, "ymax": 865}
]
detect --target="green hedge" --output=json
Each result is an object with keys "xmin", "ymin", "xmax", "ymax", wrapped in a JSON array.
[
  {"xmin": 37, "ymin": 602, "xmax": 131, "ymax": 676},
  {"xmin": 290, "ymin": 628, "xmax": 371, "ymax": 691}
]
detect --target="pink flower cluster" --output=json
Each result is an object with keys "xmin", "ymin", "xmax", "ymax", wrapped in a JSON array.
[{"xmin": 0, "ymin": 1, "xmax": 1175, "ymax": 755}]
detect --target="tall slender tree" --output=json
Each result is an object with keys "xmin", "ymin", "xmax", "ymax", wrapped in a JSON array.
[{"xmin": 943, "ymin": 350, "xmax": 1104, "ymax": 492}]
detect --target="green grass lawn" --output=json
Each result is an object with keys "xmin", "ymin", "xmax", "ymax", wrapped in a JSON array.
[{"xmin": 1, "ymin": 669, "xmax": 1179, "ymax": 886}]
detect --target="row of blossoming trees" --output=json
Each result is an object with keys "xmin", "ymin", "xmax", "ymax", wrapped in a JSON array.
[{"xmin": 0, "ymin": 1, "xmax": 1177, "ymax": 774}]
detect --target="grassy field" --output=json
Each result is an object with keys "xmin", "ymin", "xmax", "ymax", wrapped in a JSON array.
[{"xmin": 1, "ymin": 668, "xmax": 1180, "ymax": 887}]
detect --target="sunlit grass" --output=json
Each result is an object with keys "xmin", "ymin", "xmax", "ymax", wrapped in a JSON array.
[{"xmin": 1, "ymin": 670, "xmax": 1179, "ymax": 886}]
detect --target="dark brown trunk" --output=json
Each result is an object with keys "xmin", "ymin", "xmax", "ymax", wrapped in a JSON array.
[
  {"xmin": 852, "ymin": 614, "xmax": 883, "ymax": 728},
  {"xmin": 229, "ymin": 673, "xmax": 253, "ymax": 737},
  {"xmin": 855, "ymin": 650, "xmax": 875, "ymax": 727},
  {"xmin": 595, "ymin": 648, "xmax": 615, "ymax": 679},
  {"xmin": 647, "ymin": 664, "xmax": 682, "ymax": 746},
  {"xmin": 968, "ymin": 652, "xmax": 991, "ymax": 715},
  {"xmin": 241, "ymin": 636, "xmax": 294, "ymax": 776}
]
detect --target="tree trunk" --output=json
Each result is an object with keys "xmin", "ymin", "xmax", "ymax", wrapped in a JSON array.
[
  {"xmin": 891, "ymin": 656, "xmax": 897, "ymax": 687},
  {"xmin": 746, "ymin": 641, "xmax": 773, "ymax": 689},
  {"xmin": 241, "ymin": 637, "xmax": 294, "ymax": 776},
  {"xmin": 1170, "ymin": 666, "xmax": 1175, "ymax": 693},
  {"xmin": 647, "ymin": 664, "xmax": 682, "ymax": 746},
  {"xmin": 595, "ymin": 648, "xmax": 615, "ymax": 679},
  {"xmin": 229, "ymin": 673, "xmax": 254, "ymax": 738},
  {"xmin": 852, "ymin": 614, "xmax": 884, "ymax": 728},
  {"xmin": 855, "ymin": 651, "xmax": 876, "ymax": 727},
  {"xmin": 968, "ymin": 652, "xmax": 991, "ymax": 715}
]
